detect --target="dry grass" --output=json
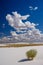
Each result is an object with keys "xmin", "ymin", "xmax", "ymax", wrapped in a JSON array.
[{"xmin": 0, "ymin": 43, "xmax": 43, "ymax": 48}]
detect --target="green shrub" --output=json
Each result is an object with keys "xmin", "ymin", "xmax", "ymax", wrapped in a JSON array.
[{"xmin": 26, "ymin": 49, "xmax": 37, "ymax": 60}]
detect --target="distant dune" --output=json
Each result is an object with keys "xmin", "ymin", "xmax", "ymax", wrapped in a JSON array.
[{"xmin": 0, "ymin": 42, "xmax": 43, "ymax": 48}]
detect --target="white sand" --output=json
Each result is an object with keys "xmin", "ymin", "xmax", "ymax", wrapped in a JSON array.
[
  {"xmin": 0, "ymin": 46, "xmax": 43, "ymax": 65},
  {"xmin": 0, "ymin": 44, "xmax": 7, "ymax": 46}
]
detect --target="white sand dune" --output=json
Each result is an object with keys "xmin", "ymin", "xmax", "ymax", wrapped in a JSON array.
[{"xmin": 0, "ymin": 46, "xmax": 43, "ymax": 65}]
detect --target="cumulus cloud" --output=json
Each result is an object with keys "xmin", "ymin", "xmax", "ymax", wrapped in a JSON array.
[
  {"xmin": 5, "ymin": 11, "xmax": 43, "ymax": 43},
  {"xmin": 11, "ymin": 31, "xmax": 18, "ymax": 36},
  {"xmin": 25, "ymin": 21, "xmax": 38, "ymax": 28},
  {"xmin": 29, "ymin": 6, "xmax": 38, "ymax": 11},
  {"xmin": 6, "ymin": 11, "xmax": 37, "ymax": 32},
  {"xmin": 12, "ymin": 12, "xmax": 30, "ymax": 20},
  {"xmin": 6, "ymin": 11, "xmax": 30, "ymax": 29}
]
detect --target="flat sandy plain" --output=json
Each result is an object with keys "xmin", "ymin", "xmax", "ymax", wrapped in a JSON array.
[{"xmin": 0, "ymin": 43, "xmax": 43, "ymax": 65}]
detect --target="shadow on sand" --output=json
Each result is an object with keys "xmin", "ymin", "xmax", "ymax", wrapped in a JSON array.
[{"xmin": 18, "ymin": 58, "xmax": 32, "ymax": 62}]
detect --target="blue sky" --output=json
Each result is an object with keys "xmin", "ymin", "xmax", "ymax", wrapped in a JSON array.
[{"xmin": 0, "ymin": 0, "xmax": 43, "ymax": 42}]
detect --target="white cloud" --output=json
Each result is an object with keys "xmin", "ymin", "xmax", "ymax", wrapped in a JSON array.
[
  {"xmin": 6, "ymin": 11, "xmax": 30, "ymax": 32},
  {"xmin": 25, "ymin": 21, "xmax": 37, "ymax": 29},
  {"xmin": 0, "ymin": 37, "xmax": 11, "ymax": 42},
  {"xmin": 20, "ymin": 15, "xmax": 30, "ymax": 20},
  {"xmin": 12, "ymin": 11, "xmax": 30, "ymax": 20},
  {"xmin": 6, "ymin": 14, "xmax": 15, "ymax": 27},
  {"xmin": 11, "ymin": 31, "xmax": 18, "ymax": 36},
  {"xmin": 34, "ymin": 7, "xmax": 38, "ymax": 10},
  {"xmin": 6, "ymin": 11, "xmax": 37, "ymax": 31},
  {"xmin": 29, "ymin": 6, "xmax": 33, "ymax": 10},
  {"xmin": 5, "ymin": 11, "xmax": 43, "ymax": 42},
  {"xmin": 29, "ymin": 6, "xmax": 38, "ymax": 11},
  {"xmin": 6, "ymin": 12, "xmax": 29, "ymax": 29}
]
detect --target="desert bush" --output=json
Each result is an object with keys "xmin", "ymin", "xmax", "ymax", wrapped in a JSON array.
[{"xmin": 26, "ymin": 49, "xmax": 37, "ymax": 60}]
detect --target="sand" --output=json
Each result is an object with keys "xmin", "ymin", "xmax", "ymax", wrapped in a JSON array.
[{"xmin": 0, "ymin": 46, "xmax": 43, "ymax": 65}]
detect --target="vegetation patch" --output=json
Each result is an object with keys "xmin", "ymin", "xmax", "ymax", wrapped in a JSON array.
[
  {"xmin": 26, "ymin": 49, "xmax": 37, "ymax": 60},
  {"xmin": 0, "ymin": 44, "xmax": 43, "ymax": 48}
]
